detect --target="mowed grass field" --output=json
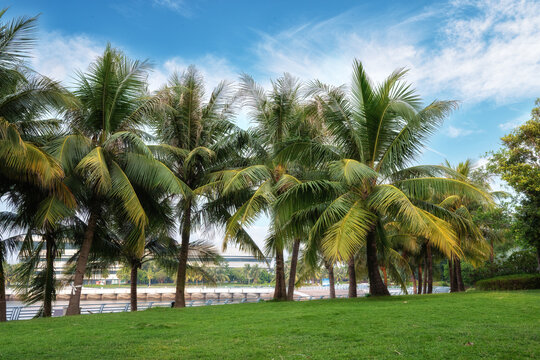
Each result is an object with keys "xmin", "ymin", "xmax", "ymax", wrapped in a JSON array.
[{"xmin": 1, "ymin": 291, "xmax": 539, "ymax": 359}]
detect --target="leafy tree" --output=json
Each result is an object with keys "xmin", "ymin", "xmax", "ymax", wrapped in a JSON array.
[
  {"xmin": 490, "ymin": 99, "xmax": 540, "ymax": 271},
  {"xmin": 473, "ymin": 199, "xmax": 514, "ymax": 263},
  {"xmin": 514, "ymin": 197, "xmax": 540, "ymax": 271},
  {"xmin": 116, "ymin": 265, "xmax": 130, "ymax": 283}
]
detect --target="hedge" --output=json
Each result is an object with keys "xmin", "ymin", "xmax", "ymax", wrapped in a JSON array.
[{"xmin": 475, "ymin": 274, "xmax": 540, "ymax": 291}]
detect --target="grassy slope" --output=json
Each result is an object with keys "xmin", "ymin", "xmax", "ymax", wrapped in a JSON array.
[{"xmin": 1, "ymin": 291, "xmax": 539, "ymax": 359}]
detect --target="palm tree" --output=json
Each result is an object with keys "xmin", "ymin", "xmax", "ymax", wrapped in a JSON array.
[
  {"xmin": 276, "ymin": 60, "xmax": 491, "ymax": 295},
  {"xmin": 0, "ymin": 176, "xmax": 80, "ymax": 317},
  {"xmin": 0, "ymin": 9, "xmax": 74, "ymax": 321},
  {"xmin": 149, "ymin": 67, "xmax": 256, "ymax": 307},
  {"xmin": 217, "ymin": 73, "xmax": 324, "ymax": 300},
  {"xmin": 49, "ymin": 46, "xmax": 188, "ymax": 315},
  {"xmin": 438, "ymin": 160, "xmax": 491, "ymax": 292},
  {"xmin": 1, "ymin": 215, "xmax": 83, "ymax": 318},
  {"xmin": 90, "ymin": 218, "xmax": 176, "ymax": 311}
]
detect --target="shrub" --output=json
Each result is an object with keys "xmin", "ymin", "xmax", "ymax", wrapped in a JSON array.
[
  {"xmin": 476, "ymin": 274, "xmax": 540, "ymax": 290},
  {"xmin": 443, "ymin": 249, "xmax": 538, "ymax": 286}
]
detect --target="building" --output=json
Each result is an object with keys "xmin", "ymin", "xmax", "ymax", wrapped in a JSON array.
[{"xmin": 40, "ymin": 242, "xmax": 270, "ymax": 285}]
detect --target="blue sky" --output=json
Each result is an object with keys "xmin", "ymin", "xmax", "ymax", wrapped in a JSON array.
[
  {"xmin": 6, "ymin": 0, "xmax": 540, "ymax": 247},
  {"xmin": 9, "ymin": 0, "xmax": 539, "ymax": 166}
]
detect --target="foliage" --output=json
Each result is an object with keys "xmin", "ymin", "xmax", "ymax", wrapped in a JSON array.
[
  {"xmin": 274, "ymin": 61, "xmax": 492, "ymax": 295},
  {"xmin": 476, "ymin": 274, "xmax": 540, "ymax": 291},
  {"xmin": 116, "ymin": 266, "xmax": 130, "ymax": 283},
  {"xmin": 489, "ymin": 99, "xmax": 540, "ymax": 197},
  {"xmin": 513, "ymin": 197, "xmax": 540, "ymax": 258},
  {"xmin": 443, "ymin": 250, "xmax": 538, "ymax": 286},
  {"xmin": 489, "ymin": 99, "xmax": 540, "ymax": 269}
]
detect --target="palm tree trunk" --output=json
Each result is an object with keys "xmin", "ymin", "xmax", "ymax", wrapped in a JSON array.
[
  {"xmin": 449, "ymin": 258, "xmax": 457, "ymax": 292},
  {"xmin": 366, "ymin": 231, "xmax": 390, "ymax": 296},
  {"xmin": 418, "ymin": 265, "xmax": 423, "ymax": 295},
  {"xmin": 0, "ymin": 251, "xmax": 6, "ymax": 322},
  {"xmin": 411, "ymin": 271, "xmax": 417, "ymax": 294},
  {"xmin": 347, "ymin": 257, "xmax": 357, "ymax": 298},
  {"xmin": 174, "ymin": 203, "xmax": 192, "ymax": 308},
  {"xmin": 274, "ymin": 248, "xmax": 287, "ymax": 300},
  {"xmin": 455, "ymin": 258, "xmax": 465, "ymax": 292},
  {"xmin": 287, "ymin": 239, "xmax": 300, "ymax": 300},
  {"xmin": 423, "ymin": 252, "xmax": 428, "ymax": 295},
  {"xmin": 43, "ymin": 235, "xmax": 55, "ymax": 317},
  {"xmin": 66, "ymin": 209, "xmax": 99, "ymax": 316},
  {"xmin": 423, "ymin": 265, "xmax": 427, "ymax": 295},
  {"xmin": 426, "ymin": 244, "xmax": 433, "ymax": 294},
  {"xmin": 325, "ymin": 261, "xmax": 336, "ymax": 299},
  {"xmin": 536, "ymin": 245, "xmax": 540, "ymax": 273},
  {"xmin": 130, "ymin": 263, "xmax": 138, "ymax": 312}
]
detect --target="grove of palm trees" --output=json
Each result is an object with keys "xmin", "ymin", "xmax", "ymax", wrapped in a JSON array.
[{"xmin": 1, "ymin": 5, "xmax": 539, "ymax": 359}]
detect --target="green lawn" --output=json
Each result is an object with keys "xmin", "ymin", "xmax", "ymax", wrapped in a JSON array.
[{"xmin": 1, "ymin": 291, "xmax": 539, "ymax": 359}]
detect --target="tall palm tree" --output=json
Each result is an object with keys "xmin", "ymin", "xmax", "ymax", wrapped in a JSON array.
[
  {"xmin": 149, "ymin": 67, "xmax": 252, "ymax": 307},
  {"xmin": 276, "ymin": 60, "xmax": 491, "ymax": 295},
  {"xmin": 0, "ymin": 8, "xmax": 73, "ymax": 321},
  {"xmin": 50, "ymin": 46, "xmax": 189, "ymax": 315},
  {"xmin": 217, "ymin": 73, "xmax": 311, "ymax": 300}
]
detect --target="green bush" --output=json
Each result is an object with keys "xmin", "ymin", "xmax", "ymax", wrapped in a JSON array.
[
  {"xmin": 476, "ymin": 274, "xmax": 540, "ymax": 290},
  {"xmin": 442, "ymin": 249, "xmax": 538, "ymax": 286}
]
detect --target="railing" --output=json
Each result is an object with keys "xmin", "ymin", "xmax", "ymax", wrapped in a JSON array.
[
  {"xmin": 6, "ymin": 302, "xmax": 173, "ymax": 321},
  {"xmin": 5, "ymin": 286, "xmax": 450, "ymax": 321}
]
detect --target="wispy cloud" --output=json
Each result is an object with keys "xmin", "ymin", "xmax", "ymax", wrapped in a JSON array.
[
  {"xmin": 446, "ymin": 125, "xmax": 479, "ymax": 138},
  {"xmin": 148, "ymin": 54, "xmax": 238, "ymax": 92},
  {"xmin": 152, "ymin": 0, "xmax": 192, "ymax": 17},
  {"xmin": 425, "ymin": 146, "xmax": 448, "ymax": 158},
  {"xmin": 31, "ymin": 31, "xmax": 237, "ymax": 97},
  {"xmin": 498, "ymin": 112, "xmax": 529, "ymax": 131},
  {"xmin": 31, "ymin": 32, "xmax": 103, "ymax": 86},
  {"xmin": 252, "ymin": 0, "xmax": 540, "ymax": 104}
]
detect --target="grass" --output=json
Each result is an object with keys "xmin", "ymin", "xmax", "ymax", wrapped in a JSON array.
[{"xmin": 1, "ymin": 291, "xmax": 539, "ymax": 359}]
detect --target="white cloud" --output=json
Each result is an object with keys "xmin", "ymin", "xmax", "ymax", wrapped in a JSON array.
[
  {"xmin": 420, "ymin": 0, "xmax": 540, "ymax": 102},
  {"xmin": 31, "ymin": 32, "xmax": 103, "ymax": 86},
  {"xmin": 252, "ymin": 0, "xmax": 540, "ymax": 104},
  {"xmin": 446, "ymin": 125, "xmax": 478, "ymax": 138}
]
